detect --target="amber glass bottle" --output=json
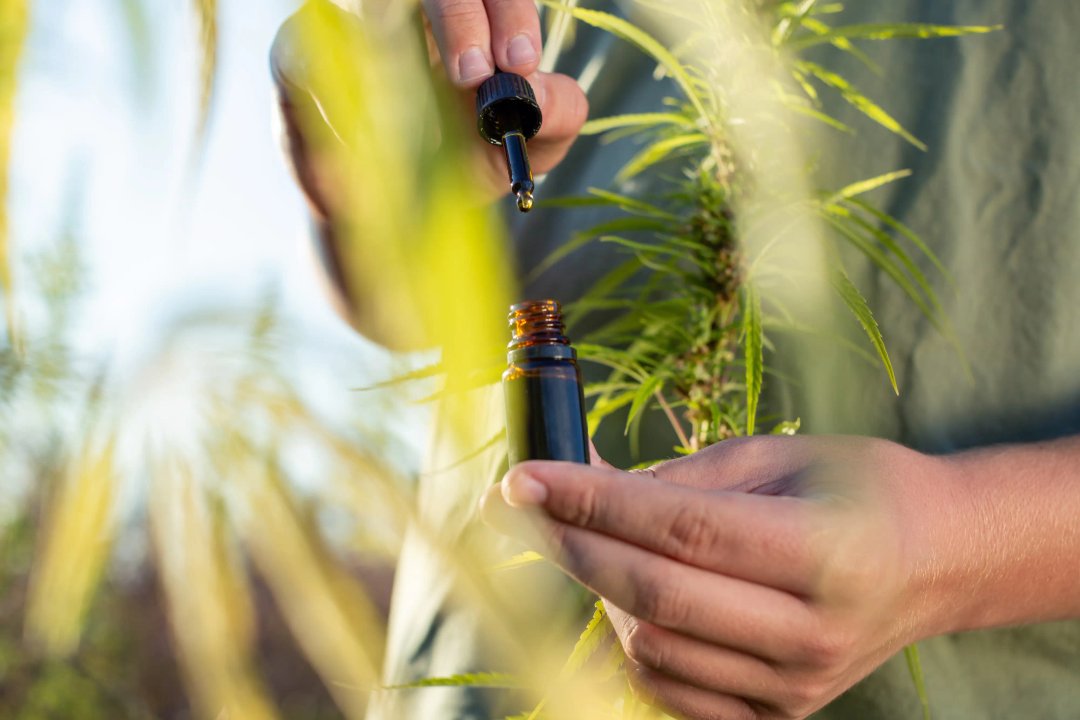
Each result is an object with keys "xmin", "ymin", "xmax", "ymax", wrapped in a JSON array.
[{"xmin": 502, "ymin": 300, "xmax": 590, "ymax": 465}]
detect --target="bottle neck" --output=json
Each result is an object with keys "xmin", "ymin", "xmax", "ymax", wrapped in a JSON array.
[{"xmin": 507, "ymin": 299, "xmax": 576, "ymax": 362}]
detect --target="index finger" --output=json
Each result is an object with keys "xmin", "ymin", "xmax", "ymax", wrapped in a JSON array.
[{"xmin": 500, "ymin": 461, "xmax": 824, "ymax": 595}]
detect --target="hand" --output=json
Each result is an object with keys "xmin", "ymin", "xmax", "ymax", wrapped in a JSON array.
[
  {"xmin": 481, "ymin": 435, "xmax": 959, "ymax": 720},
  {"xmin": 270, "ymin": 0, "xmax": 589, "ymax": 220}
]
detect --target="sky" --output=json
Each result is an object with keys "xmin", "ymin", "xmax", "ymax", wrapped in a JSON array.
[{"xmin": 9, "ymin": 0, "xmax": 429, "ymax": 470}]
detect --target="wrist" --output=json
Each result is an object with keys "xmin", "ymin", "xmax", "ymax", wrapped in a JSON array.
[{"xmin": 912, "ymin": 438, "xmax": 1080, "ymax": 637}]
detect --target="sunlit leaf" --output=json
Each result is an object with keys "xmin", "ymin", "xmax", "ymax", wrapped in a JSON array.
[
  {"xmin": 799, "ymin": 60, "xmax": 926, "ymax": 150},
  {"xmin": 616, "ymin": 133, "xmax": 709, "ymax": 183},
  {"xmin": 823, "ymin": 168, "xmax": 912, "ymax": 206},
  {"xmin": 490, "ymin": 550, "xmax": 546, "ymax": 572},
  {"xmin": 0, "ymin": 0, "xmax": 29, "ymax": 344},
  {"xmin": 580, "ymin": 112, "xmax": 696, "ymax": 136},
  {"xmin": 789, "ymin": 22, "xmax": 1002, "ymax": 50},
  {"xmin": 387, "ymin": 672, "xmax": 522, "ymax": 690},
  {"xmin": 26, "ymin": 435, "xmax": 117, "ymax": 655}
]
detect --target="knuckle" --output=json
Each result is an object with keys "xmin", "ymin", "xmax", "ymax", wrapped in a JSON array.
[
  {"xmin": 795, "ymin": 626, "xmax": 852, "ymax": 668},
  {"xmin": 562, "ymin": 481, "xmax": 600, "ymax": 529},
  {"xmin": 622, "ymin": 622, "xmax": 666, "ymax": 670},
  {"xmin": 774, "ymin": 673, "xmax": 833, "ymax": 719},
  {"xmin": 663, "ymin": 503, "xmax": 717, "ymax": 558},
  {"xmin": 429, "ymin": 0, "xmax": 486, "ymax": 29},
  {"xmin": 631, "ymin": 565, "xmax": 688, "ymax": 626}
]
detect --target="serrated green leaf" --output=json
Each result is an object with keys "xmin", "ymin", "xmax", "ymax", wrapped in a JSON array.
[
  {"xmin": 832, "ymin": 271, "xmax": 898, "ymax": 394},
  {"xmin": 742, "ymin": 285, "xmax": 763, "ymax": 435},
  {"xmin": 351, "ymin": 362, "xmax": 444, "ymax": 391},
  {"xmin": 386, "ymin": 672, "xmax": 521, "ymax": 690},
  {"xmin": 904, "ymin": 643, "xmax": 933, "ymax": 720},
  {"xmin": 537, "ymin": 2, "xmax": 710, "ymax": 122},
  {"xmin": 624, "ymin": 375, "xmax": 664, "ymax": 433},
  {"xmin": 825, "ymin": 215, "xmax": 940, "ymax": 332},
  {"xmin": 561, "ymin": 601, "xmax": 614, "ymax": 678},
  {"xmin": 789, "ymin": 22, "xmax": 1002, "ymax": 50},
  {"xmin": 799, "ymin": 60, "xmax": 926, "ymax": 150},
  {"xmin": 580, "ymin": 112, "xmax": 696, "ymax": 136}
]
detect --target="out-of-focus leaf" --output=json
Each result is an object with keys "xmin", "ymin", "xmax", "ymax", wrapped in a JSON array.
[
  {"xmin": 770, "ymin": 418, "xmax": 801, "ymax": 435},
  {"xmin": 152, "ymin": 459, "xmax": 279, "ymax": 720},
  {"xmin": 490, "ymin": 550, "xmax": 546, "ymax": 572},
  {"xmin": 832, "ymin": 270, "xmax": 898, "ymax": 394},
  {"xmin": 387, "ymin": 672, "xmax": 522, "ymax": 690},
  {"xmin": 741, "ymin": 285, "xmax": 763, "ymax": 435},
  {"xmin": 25, "ymin": 436, "xmax": 117, "ymax": 655},
  {"xmin": 191, "ymin": 0, "xmax": 217, "ymax": 151},
  {"xmin": 241, "ymin": 462, "xmax": 385, "ymax": 720},
  {"xmin": 0, "ymin": 0, "xmax": 29, "ymax": 344}
]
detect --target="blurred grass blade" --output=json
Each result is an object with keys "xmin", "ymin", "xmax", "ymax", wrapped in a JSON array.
[
  {"xmin": 789, "ymin": 22, "xmax": 1002, "ymax": 50},
  {"xmin": 387, "ymin": 672, "xmax": 522, "ymax": 690},
  {"xmin": 242, "ymin": 462, "xmax": 385, "ymax": 720},
  {"xmin": 832, "ymin": 270, "xmax": 899, "ymax": 394},
  {"xmin": 490, "ymin": 550, "xmax": 545, "ymax": 572},
  {"xmin": 799, "ymin": 60, "xmax": 927, "ymax": 150},
  {"xmin": 191, "ymin": 0, "xmax": 217, "ymax": 149},
  {"xmin": 25, "ymin": 436, "xmax": 117, "ymax": 655},
  {"xmin": 152, "ymin": 459, "xmax": 279, "ymax": 720},
  {"xmin": 0, "ymin": 0, "xmax": 29, "ymax": 345},
  {"xmin": 904, "ymin": 643, "xmax": 933, "ymax": 720},
  {"xmin": 537, "ymin": 1, "xmax": 710, "ymax": 122},
  {"xmin": 742, "ymin": 284, "xmax": 763, "ymax": 435}
]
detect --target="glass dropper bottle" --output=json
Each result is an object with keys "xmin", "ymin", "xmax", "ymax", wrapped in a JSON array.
[{"xmin": 502, "ymin": 300, "xmax": 590, "ymax": 465}]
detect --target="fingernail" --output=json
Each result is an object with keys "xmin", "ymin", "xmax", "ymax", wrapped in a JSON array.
[
  {"xmin": 458, "ymin": 47, "xmax": 492, "ymax": 84},
  {"xmin": 503, "ymin": 472, "xmax": 548, "ymax": 507},
  {"xmin": 507, "ymin": 33, "xmax": 538, "ymax": 67}
]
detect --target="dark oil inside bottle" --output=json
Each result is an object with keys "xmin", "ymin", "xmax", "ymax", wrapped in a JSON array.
[{"xmin": 503, "ymin": 300, "xmax": 589, "ymax": 465}]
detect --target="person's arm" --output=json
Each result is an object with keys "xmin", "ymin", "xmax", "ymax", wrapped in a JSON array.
[
  {"xmin": 269, "ymin": 0, "xmax": 588, "ymax": 344},
  {"xmin": 481, "ymin": 434, "xmax": 1080, "ymax": 720}
]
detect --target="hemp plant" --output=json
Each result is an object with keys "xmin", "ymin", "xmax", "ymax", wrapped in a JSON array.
[{"xmin": 415, "ymin": 2, "xmax": 998, "ymax": 718}]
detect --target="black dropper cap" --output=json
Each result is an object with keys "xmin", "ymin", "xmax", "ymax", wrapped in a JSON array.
[{"xmin": 476, "ymin": 72, "xmax": 543, "ymax": 212}]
